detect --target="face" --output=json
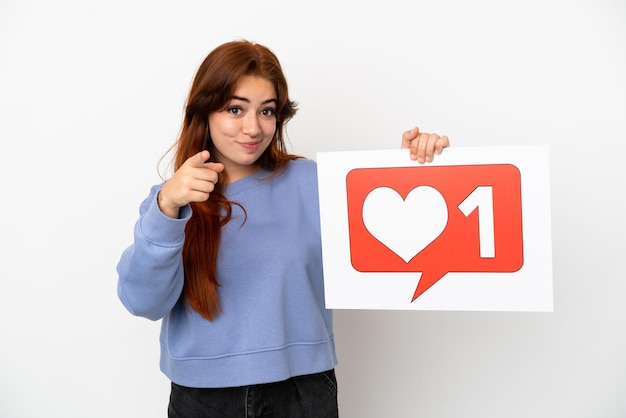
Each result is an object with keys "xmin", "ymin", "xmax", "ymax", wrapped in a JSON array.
[{"xmin": 208, "ymin": 75, "xmax": 277, "ymax": 182}]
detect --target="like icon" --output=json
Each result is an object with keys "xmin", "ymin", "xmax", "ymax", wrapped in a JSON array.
[{"xmin": 346, "ymin": 164, "xmax": 524, "ymax": 301}]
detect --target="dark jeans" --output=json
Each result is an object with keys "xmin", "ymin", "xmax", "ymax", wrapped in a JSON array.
[{"xmin": 168, "ymin": 369, "xmax": 339, "ymax": 418}]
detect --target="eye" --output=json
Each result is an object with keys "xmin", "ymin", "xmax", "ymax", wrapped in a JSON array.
[
  {"xmin": 227, "ymin": 106, "xmax": 243, "ymax": 116},
  {"xmin": 261, "ymin": 108, "xmax": 276, "ymax": 118}
]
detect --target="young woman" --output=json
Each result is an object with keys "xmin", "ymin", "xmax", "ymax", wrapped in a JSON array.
[{"xmin": 117, "ymin": 40, "xmax": 449, "ymax": 418}]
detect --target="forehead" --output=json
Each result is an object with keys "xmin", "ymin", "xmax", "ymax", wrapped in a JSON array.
[{"xmin": 232, "ymin": 75, "xmax": 276, "ymax": 99}]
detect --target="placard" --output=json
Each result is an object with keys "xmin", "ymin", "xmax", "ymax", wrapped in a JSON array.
[{"xmin": 317, "ymin": 146, "xmax": 553, "ymax": 311}]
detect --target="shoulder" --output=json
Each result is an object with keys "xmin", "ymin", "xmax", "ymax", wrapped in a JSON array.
[
  {"xmin": 270, "ymin": 158, "xmax": 318, "ymax": 192},
  {"xmin": 284, "ymin": 157, "xmax": 317, "ymax": 177}
]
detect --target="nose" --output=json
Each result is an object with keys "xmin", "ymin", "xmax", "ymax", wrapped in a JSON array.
[{"xmin": 242, "ymin": 113, "xmax": 261, "ymax": 138}]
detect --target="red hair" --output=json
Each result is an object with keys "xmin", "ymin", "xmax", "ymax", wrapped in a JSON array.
[{"xmin": 173, "ymin": 40, "xmax": 299, "ymax": 320}]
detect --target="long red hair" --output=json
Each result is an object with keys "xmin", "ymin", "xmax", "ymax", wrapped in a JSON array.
[{"xmin": 172, "ymin": 40, "xmax": 299, "ymax": 320}]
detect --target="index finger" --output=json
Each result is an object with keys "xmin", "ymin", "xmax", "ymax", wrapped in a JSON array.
[
  {"xmin": 401, "ymin": 127, "xmax": 420, "ymax": 149},
  {"xmin": 186, "ymin": 150, "xmax": 211, "ymax": 167}
]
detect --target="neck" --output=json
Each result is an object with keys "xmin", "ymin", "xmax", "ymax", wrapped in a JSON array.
[{"xmin": 222, "ymin": 164, "xmax": 261, "ymax": 184}]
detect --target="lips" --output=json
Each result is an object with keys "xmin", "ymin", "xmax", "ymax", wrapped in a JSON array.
[{"xmin": 239, "ymin": 141, "xmax": 262, "ymax": 151}]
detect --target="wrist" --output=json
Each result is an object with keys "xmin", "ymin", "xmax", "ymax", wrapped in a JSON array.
[{"xmin": 157, "ymin": 191, "xmax": 180, "ymax": 219}]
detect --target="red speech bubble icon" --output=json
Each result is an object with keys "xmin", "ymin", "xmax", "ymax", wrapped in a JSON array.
[{"xmin": 346, "ymin": 164, "xmax": 524, "ymax": 302}]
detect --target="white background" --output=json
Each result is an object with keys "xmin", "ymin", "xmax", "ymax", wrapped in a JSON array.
[{"xmin": 1, "ymin": 1, "xmax": 624, "ymax": 417}]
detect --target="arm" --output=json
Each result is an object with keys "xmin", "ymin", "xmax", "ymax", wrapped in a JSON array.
[
  {"xmin": 116, "ymin": 185, "xmax": 191, "ymax": 320},
  {"xmin": 116, "ymin": 150, "xmax": 224, "ymax": 320}
]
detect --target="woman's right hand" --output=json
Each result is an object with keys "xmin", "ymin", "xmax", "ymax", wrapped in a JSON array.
[{"xmin": 158, "ymin": 150, "xmax": 225, "ymax": 218}]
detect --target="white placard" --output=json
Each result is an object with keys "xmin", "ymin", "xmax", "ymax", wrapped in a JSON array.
[{"xmin": 317, "ymin": 146, "xmax": 553, "ymax": 311}]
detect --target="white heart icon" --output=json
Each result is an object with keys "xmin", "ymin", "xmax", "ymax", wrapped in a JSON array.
[{"xmin": 362, "ymin": 186, "xmax": 448, "ymax": 263}]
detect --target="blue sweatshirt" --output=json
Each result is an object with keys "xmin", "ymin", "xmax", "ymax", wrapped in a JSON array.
[{"xmin": 117, "ymin": 158, "xmax": 337, "ymax": 388}]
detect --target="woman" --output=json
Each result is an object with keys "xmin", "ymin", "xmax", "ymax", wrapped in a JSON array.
[{"xmin": 117, "ymin": 40, "xmax": 449, "ymax": 417}]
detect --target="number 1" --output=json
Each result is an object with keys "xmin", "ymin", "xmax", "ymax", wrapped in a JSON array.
[{"xmin": 458, "ymin": 186, "xmax": 495, "ymax": 258}]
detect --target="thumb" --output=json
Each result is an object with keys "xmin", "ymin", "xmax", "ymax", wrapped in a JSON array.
[{"xmin": 206, "ymin": 161, "xmax": 225, "ymax": 173}]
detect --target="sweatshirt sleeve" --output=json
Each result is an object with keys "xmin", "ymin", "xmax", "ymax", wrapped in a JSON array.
[{"xmin": 116, "ymin": 185, "xmax": 192, "ymax": 320}]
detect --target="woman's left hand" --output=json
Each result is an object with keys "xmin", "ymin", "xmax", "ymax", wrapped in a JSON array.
[{"xmin": 401, "ymin": 127, "xmax": 450, "ymax": 163}]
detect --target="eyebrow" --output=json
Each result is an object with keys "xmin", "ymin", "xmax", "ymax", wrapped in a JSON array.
[{"xmin": 231, "ymin": 95, "xmax": 277, "ymax": 105}]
